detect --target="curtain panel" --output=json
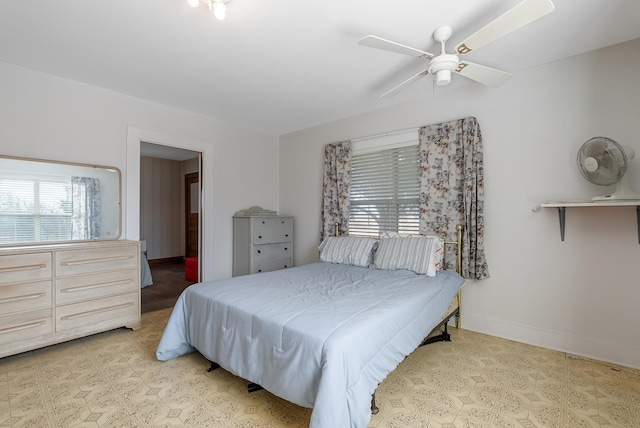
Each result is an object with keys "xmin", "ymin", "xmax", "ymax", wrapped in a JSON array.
[
  {"xmin": 71, "ymin": 176, "xmax": 102, "ymax": 240},
  {"xmin": 321, "ymin": 141, "xmax": 351, "ymax": 239},
  {"xmin": 418, "ymin": 117, "xmax": 489, "ymax": 279}
]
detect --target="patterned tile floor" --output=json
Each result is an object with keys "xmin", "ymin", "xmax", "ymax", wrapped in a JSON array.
[{"xmin": 1, "ymin": 308, "xmax": 638, "ymax": 427}]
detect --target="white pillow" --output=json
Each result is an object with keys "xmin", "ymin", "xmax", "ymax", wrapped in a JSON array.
[
  {"xmin": 373, "ymin": 236, "xmax": 442, "ymax": 276},
  {"xmin": 431, "ymin": 238, "xmax": 444, "ymax": 273},
  {"xmin": 318, "ymin": 237, "xmax": 377, "ymax": 267},
  {"xmin": 379, "ymin": 232, "xmax": 444, "ymax": 274}
]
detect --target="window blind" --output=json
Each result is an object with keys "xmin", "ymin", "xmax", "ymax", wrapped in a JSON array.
[
  {"xmin": 0, "ymin": 178, "xmax": 72, "ymax": 244},
  {"xmin": 349, "ymin": 144, "xmax": 420, "ymax": 237}
]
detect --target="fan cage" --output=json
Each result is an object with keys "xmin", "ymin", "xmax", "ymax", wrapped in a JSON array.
[{"xmin": 576, "ymin": 137, "xmax": 627, "ymax": 186}]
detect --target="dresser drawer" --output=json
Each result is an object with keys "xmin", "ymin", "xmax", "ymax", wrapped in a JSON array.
[
  {"xmin": 56, "ymin": 245, "xmax": 139, "ymax": 277},
  {"xmin": 252, "ymin": 243, "xmax": 292, "ymax": 261},
  {"xmin": 0, "ymin": 280, "xmax": 52, "ymax": 316},
  {"xmin": 0, "ymin": 252, "xmax": 51, "ymax": 285},
  {"xmin": 253, "ymin": 217, "xmax": 293, "ymax": 229},
  {"xmin": 0, "ymin": 309, "xmax": 53, "ymax": 347},
  {"xmin": 253, "ymin": 258, "xmax": 292, "ymax": 274},
  {"xmin": 253, "ymin": 226, "xmax": 292, "ymax": 245},
  {"xmin": 56, "ymin": 268, "xmax": 139, "ymax": 305},
  {"xmin": 56, "ymin": 292, "xmax": 139, "ymax": 332}
]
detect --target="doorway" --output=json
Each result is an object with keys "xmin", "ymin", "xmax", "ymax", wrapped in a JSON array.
[{"xmin": 139, "ymin": 142, "xmax": 202, "ymax": 313}]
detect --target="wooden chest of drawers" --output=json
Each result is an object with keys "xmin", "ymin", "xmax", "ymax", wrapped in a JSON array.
[
  {"xmin": 233, "ymin": 215, "xmax": 293, "ymax": 276},
  {"xmin": 0, "ymin": 240, "xmax": 140, "ymax": 358}
]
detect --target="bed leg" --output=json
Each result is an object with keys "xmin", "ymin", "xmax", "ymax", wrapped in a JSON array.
[
  {"xmin": 207, "ymin": 362, "xmax": 220, "ymax": 372},
  {"xmin": 371, "ymin": 392, "xmax": 379, "ymax": 415},
  {"xmin": 442, "ymin": 322, "xmax": 451, "ymax": 341},
  {"xmin": 248, "ymin": 383, "xmax": 264, "ymax": 393}
]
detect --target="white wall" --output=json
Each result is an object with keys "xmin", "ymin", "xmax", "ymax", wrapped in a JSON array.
[
  {"xmin": 279, "ymin": 38, "xmax": 640, "ymax": 369},
  {"xmin": 0, "ymin": 60, "xmax": 279, "ymax": 280},
  {"xmin": 140, "ymin": 156, "xmax": 184, "ymax": 260}
]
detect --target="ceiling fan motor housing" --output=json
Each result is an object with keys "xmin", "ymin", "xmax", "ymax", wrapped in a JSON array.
[{"xmin": 428, "ymin": 54, "xmax": 460, "ymax": 86}]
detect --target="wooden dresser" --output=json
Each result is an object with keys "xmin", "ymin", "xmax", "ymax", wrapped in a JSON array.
[
  {"xmin": 0, "ymin": 240, "xmax": 140, "ymax": 358},
  {"xmin": 233, "ymin": 207, "xmax": 293, "ymax": 277}
]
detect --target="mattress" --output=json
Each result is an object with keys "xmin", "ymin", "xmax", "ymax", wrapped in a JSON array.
[{"xmin": 156, "ymin": 261, "xmax": 464, "ymax": 428}]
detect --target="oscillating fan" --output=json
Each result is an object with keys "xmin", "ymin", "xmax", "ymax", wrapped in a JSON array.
[{"xmin": 577, "ymin": 137, "xmax": 640, "ymax": 200}]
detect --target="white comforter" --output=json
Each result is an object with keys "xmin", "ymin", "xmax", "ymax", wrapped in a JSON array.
[{"xmin": 156, "ymin": 262, "xmax": 464, "ymax": 428}]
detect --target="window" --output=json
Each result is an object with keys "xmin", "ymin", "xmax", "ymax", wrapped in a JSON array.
[
  {"xmin": 349, "ymin": 135, "xmax": 420, "ymax": 237},
  {"xmin": 0, "ymin": 177, "xmax": 72, "ymax": 244}
]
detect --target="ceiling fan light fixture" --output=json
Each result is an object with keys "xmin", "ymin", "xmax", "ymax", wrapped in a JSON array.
[
  {"xmin": 187, "ymin": 0, "xmax": 231, "ymax": 20},
  {"xmin": 213, "ymin": 0, "xmax": 227, "ymax": 20},
  {"xmin": 435, "ymin": 70, "xmax": 451, "ymax": 86}
]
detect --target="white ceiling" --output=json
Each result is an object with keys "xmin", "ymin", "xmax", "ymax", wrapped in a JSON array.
[{"xmin": 1, "ymin": 0, "xmax": 639, "ymax": 136}]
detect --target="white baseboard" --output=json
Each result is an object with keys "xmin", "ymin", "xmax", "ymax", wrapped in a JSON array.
[{"xmin": 460, "ymin": 313, "xmax": 640, "ymax": 370}]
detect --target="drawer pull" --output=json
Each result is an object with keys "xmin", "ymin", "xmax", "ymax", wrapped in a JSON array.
[
  {"xmin": 61, "ymin": 278, "xmax": 134, "ymax": 293},
  {"xmin": 0, "ymin": 292, "xmax": 46, "ymax": 304},
  {"xmin": 0, "ymin": 263, "xmax": 47, "ymax": 273},
  {"xmin": 60, "ymin": 254, "xmax": 134, "ymax": 267},
  {"xmin": 60, "ymin": 302, "xmax": 135, "ymax": 320},
  {"xmin": 258, "ymin": 235, "xmax": 263, "ymax": 239},
  {"xmin": 257, "ymin": 250, "xmax": 261, "ymax": 254},
  {"xmin": 0, "ymin": 320, "xmax": 46, "ymax": 334}
]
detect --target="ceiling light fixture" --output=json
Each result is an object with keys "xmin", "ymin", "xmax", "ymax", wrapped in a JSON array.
[
  {"xmin": 186, "ymin": 0, "xmax": 231, "ymax": 21},
  {"xmin": 212, "ymin": 0, "xmax": 226, "ymax": 20}
]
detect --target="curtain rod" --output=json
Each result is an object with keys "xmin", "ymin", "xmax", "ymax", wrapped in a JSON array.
[{"xmin": 350, "ymin": 127, "xmax": 420, "ymax": 143}]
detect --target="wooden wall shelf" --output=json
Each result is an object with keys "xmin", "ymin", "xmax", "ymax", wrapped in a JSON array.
[{"xmin": 539, "ymin": 199, "xmax": 640, "ymax": 243}]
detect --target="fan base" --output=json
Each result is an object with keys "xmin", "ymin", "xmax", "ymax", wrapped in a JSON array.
[
  {"xmin": 592, "ymin": 194, "xmax": 640, "ymax": 201},
  {"xmin": 592, "ymin": 172, "xmax": 640, "ymax": 201}
]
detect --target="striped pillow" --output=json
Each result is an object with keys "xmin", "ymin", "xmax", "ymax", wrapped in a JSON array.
[
  {"xmin": 373, "ymin": 236, "xmax": 439, "ymax": 276},
  {"xmin": 318, "ymin": 237, "xmax": 377, "ymax": 267}
]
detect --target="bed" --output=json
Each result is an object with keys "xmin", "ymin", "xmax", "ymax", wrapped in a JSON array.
[
  {"xmin": 140, "ymin": 250, "xmax": 153, "ymax": 288},
  {"xmin": 156, "ymin": 230, "xmax": 465, "ymax": 428}
]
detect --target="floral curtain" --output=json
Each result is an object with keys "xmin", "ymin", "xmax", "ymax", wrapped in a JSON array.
[
  {"xmin": 419, "ymin": 117, "xmax": 489, "ymax": 279},
  {"xmin": 321, "ymin": 141, "xmax": 351, "ymax": 239},
  {"xmin": 71, "ymin": 176, "xmax": 102, "ymax": 240}
]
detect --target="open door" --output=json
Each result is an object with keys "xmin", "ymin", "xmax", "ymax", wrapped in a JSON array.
[{"xmin": 185, "ymin": 171, "xmax": 199, "ymax": 260}]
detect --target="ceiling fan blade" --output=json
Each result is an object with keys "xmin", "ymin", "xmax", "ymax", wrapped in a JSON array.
[
  {"xmin": 454, "ymin": 0, "xmax": 554, "ymax": 55},
  {"xmin": 455, "ymin": 61, "xmax": 512, "ymax": 87},
  {"xmin": 381, "ymin": 70, "xmax": 430, "ymax": 98},
  {"xmin": 359, "ymin": 36, "xmax": 434, "ymax": 60}
]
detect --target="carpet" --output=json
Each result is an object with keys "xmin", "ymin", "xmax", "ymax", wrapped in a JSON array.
[{"xmin": 1, "ymin": 308, "xmax": 638, "ymax": 427}]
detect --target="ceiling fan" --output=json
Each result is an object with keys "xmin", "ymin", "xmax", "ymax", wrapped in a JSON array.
[{"xmin": 359, "ymin": 0, "xmax": 555, "ymax": 98}]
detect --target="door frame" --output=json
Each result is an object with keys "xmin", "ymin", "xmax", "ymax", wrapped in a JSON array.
[{"xmin": 126, "ymin": 127, "xmax": 208, "ymax": 280}]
